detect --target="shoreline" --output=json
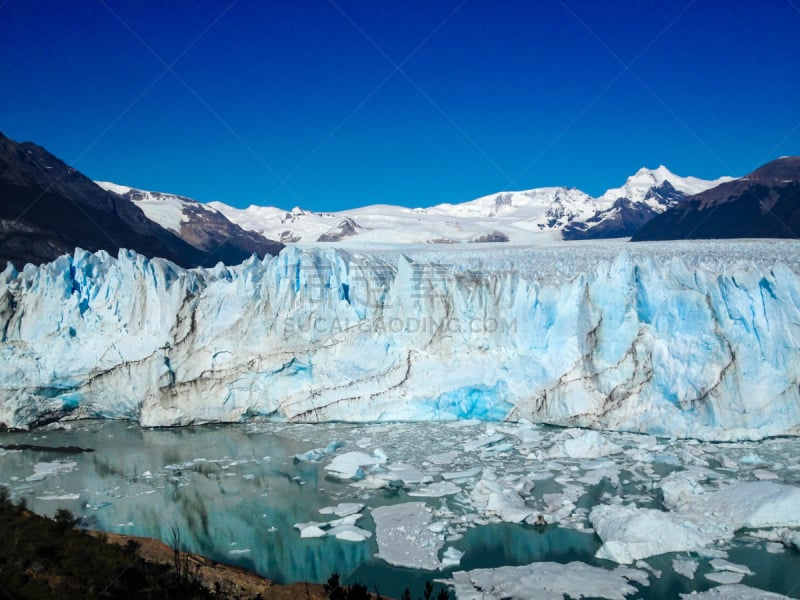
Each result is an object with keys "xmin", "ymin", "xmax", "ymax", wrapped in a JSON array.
[{"xmin": 89, "ymin": 529, "xmax": 331, "ymax": 599}]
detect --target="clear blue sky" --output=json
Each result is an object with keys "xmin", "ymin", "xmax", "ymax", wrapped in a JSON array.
[{"xmin": 2, "ymin": 1, "xmax": 799, "ymax": 211}]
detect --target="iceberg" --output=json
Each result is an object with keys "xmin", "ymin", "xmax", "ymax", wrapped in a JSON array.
[{"xmin": 1, "ymin": 241, "xmax": 800, "ymax": 440}]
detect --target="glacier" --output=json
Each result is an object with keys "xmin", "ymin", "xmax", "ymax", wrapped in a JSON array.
[{"xmin": 1, "ymin": 240, "xmax": 800, "ymax": 440}]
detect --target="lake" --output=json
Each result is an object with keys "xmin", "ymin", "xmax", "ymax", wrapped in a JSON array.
[{"xmin": 1, "ymin": 420, "xmax": 799, "ymax": 598}]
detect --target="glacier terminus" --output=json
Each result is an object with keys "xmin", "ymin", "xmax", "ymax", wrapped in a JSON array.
[{"xmin": 1, "ymin": 239, "xmax": 799, "ymax": 441}]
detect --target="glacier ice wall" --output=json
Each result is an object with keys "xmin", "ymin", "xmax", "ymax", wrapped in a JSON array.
[{"xmin": 1, "ymin": 242, "xmax": 800, "ymax": 440}]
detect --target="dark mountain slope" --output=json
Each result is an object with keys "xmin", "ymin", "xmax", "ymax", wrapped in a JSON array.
[
  {"xmin": 632, "ymin": 157, "xmax": 800, "ymax": 241},
  {"xmin": 103, "ymin": 185, "xmax": 284, "ymax": 264},
  {"xmin": 0, "ymin": 132, "xmax": 282, "ymax": 268}
]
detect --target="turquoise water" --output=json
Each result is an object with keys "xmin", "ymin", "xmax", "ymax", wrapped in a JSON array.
[{"xmin": 1, "ymin": 420, "xmax": 799, "ymax": 599}]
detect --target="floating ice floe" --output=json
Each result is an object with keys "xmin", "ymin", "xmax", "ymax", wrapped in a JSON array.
[
  {"xmin": 384, "ymin": 462, "xmax": 427, "ymax": 484},
  {"xmin": 440, "ymin": 546, "xmax": 463, "ymax": 569},
  {"xmin": 543, "ymin": 430, "xmax": 624, "ymax": 460},
  {"xmin": 372, "ymin": 502, "xmax": 444, "ymax": 570},
  {"xmin": 324, "ymin": 451, "xmax": 385, "ymax": 480},
  {"xmin": 443, "ymin": 561, "xmax": 649, "ymax": 600},
  {"xmin": 319, "ymin": 502, "xmax": 364, "ymax": 517},
  {"xmin": 441, "ymin": 466, "xmax": 482, "ymax": 480},
  {"xmin": 409, "ymin": 481, "xmax": 461, "ymax": 498},
  {"xmin": 592, "ymin": 474, "xmax": 800, "ymax": 564},
  {"xmin": 591, "ymin": 503, "xmax": 712, "ymax": 563},
  {"xmin": 673, "ymin": 558, "xmax": 699, "ymax": 580},
  {"xmin": 327, "ymin": 525, "xmax": 372, "ymax": 542},
  {"xmin": 464, "ymin": 433, "xmax": 505, "ymax": 452},
  {"xmin": 709, "ymin": 559, "xmax": 753, "ymax": 576},
  {"xmin": 426, "ymin": 450, "xmax": 459, "ymax": 465},
  {"xmin": 295, "ymin": 502, "xmax": 369, "ymax": 541},
  {"xmin": 294, "ymin": 519, "xmax": 372, "ymax": 542},
  {"xmin": 296, "ymin": 440, "xmax": 342, "ymax": 461},
  {"xmin": 680, "ymin": 584, "xmax": 792, "ymax": 599},
  {"xmin": 752, "ymin": 468, "xmax": 780, "ymax": 481},
  {"xmin": 296, "ymin": 523, "xmax": 327, "ymax": 538},
  {"xmin": 26, "ymin": 460, "xmax": 77, "ymax": 481},
  {"xmin": 665, "ymin": 478, "xmax": 800, "ymax": 534},
  {"xmin": 705, "ymin": 571, "xmax": 745, "ymax": 585},
  {"xmin": 486, "ymin": 487, "xmax": 534, "ymax": 523},
  {"xmin": 36, "ymin": 493, "xmax": 80, "ymax": 500}
]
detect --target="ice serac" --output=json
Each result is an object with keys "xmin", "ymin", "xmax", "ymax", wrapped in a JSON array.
[{"xmin": 1, "ymin": 241, "xmax": 800, "ymax": 440}]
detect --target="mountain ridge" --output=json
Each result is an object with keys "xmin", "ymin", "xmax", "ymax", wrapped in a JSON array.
[
  {"xmin": 0, "ymin": 131, "xmax": 283, "ymax": 269},
  {"xmin": 199, "ymin": 165, "xmax": 731, "ymax": 244},
  {"xmin": 633, "ymin": 157, "xmax": 800, "ymax": 241}
]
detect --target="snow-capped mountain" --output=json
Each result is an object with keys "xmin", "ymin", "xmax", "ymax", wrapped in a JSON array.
[
  {"xmin": 206, "ymin": 167, "xmax": 732, "ymax": 245},
  {"xmin": 633, "ymin": 157, "xmax": 800, "ymax": 241},
  {"xmin": 0, "ymin": 131, "xmax": 236, "ymax": 270},
  {"xmin": 98, "ymin": 165, "xmax": 731, "ymax": 248},
  {"xmin": 597, "ymin": 165, "xmax": 732, "ymax": 206},
  {"xmin": 563, "ymin": 166, "xmax": 734, "ymax": 240},
  {"xmin": 96, "ymin": 182, "xmax": 283, "ymax": 262}
]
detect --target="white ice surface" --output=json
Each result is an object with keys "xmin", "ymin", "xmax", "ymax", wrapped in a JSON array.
[
  {"xmin": 592, "ymin": 476, "xmax": 800, "ymax": 564},
  {"xmin": 591, "ymin": 503, "xmax": 712, "ymax": 564},
  {"xmin": 673, "ymin": 558, "xmax": 699, "ymax": 580},
  {"xmin": 319, "ymin": 502, "xmax": 364, "ymax": 517},
  {"xmin": 445, "ymin": 561, "xmax": 649, "ymax": 600},
  {"xmin": 26, "ymin": 461, "xmax": 77, "ymax": 481},
  {"xmin": 324, "ymin": 452, "xmax": 385, "ymax": 480},
  {"xmin": 4, "ymin": 242, "xmax": 800, "ymax": 440},
  {"xmin": 371, "ymin": 502, "xmax": 444, "ymax": 570},
  {"xmin": 709, "ymin": 559, "xmax": 753, "ymax": 576},
  {"xmin": 680, "ymin": 585, "xmax": 791, "ymax": 599},
  {"xmin": 705, "ymin": 572, "xmax": 745, "ymax": 585}
]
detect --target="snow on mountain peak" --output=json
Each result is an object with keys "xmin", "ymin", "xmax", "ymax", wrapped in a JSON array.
[
  {"xmin": 598, "ymin": 166, "xmax": 733, "ymax": 207},
  {"xmin": 99, "ymin": 164, "xmax": 736, "ymax": 247},
  {"xmin": 95, "ymin": 181, "xmax": 133, "ymax": 195},
  {"xmin": 96, "ymin": 180, "xmax": 221, "ymax": 234}
]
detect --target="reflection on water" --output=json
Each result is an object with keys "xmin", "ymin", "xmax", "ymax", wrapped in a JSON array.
[
  {"xmin": 0, "ymin": 421, "xmax": 375, "ymax": 582},
  {"xmin": 1, "ymin": 420, "xmax": 799, "ymax": 599}
]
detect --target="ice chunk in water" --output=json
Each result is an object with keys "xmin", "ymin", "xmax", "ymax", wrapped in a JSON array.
[
  {"xmin": 440, "ymin": 546, "xmax": 463, "ymax": 568},
  {"xmin": 591, "ymin": 503, "xmax": 712, "ymax": 564},
  {"xmin": 705, "ymin": 571, "xmax": 745, "ymax": 585},
  {"xmin": 679, "ymin": 584, "xmax": 792, "ymax": 599},
  {"xmin": 709, "ymin": 559, "xmax": 754, "ymax": 576},
  {"xmin": 672, "ymin": 558, "xmax": 698, "ymax": 580},
  {"xmin": 319, "ymin": 502, "xmax": 364, "ymax": 517},
  {"xmin": 372, "ymin": 502, "xmax": 444, "ymax": 570},
  {"xmin": 296, "ymin": 523, "xmax": 327, "ymax": 538},
  {"xmin": 328, "ymin": 525, "xmax": 372, "ymax": 542},
  {"xmin": 409, "ymin": 482, "xmax": 461, "ymax": 498},
  {"xmin": 324, "ymin": 451, "xmax": 385, "ymax": 479},
  {"xmin": 26, "ymin": 461, "xmax": 77, "ymax": 481},
  {"xmin": 444, "ymin": 561, "xmax": 649, "ymax": 600},
  {"xmin": 547, "ymin": 430, "xmax": 623, "ymax": 459}
]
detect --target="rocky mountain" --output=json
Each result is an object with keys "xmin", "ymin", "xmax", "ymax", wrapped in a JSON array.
[
  {"xmin": 316, "ymin": 217, "xmax": 362, "ymax": 242},
  {"xmin": 96, "ymin": 182, "xmax": 283, "ymax": 263},
  {"xmin": 632, "ymin": 157, "xmax": 800, "ymax": 241},
  {"xmin": 0, "ymin": 131, "xmax": 282, "ymax": 269},
  {"xmin": 563, "ymin": 167, "xmax": 733, "ymax": 240}
]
